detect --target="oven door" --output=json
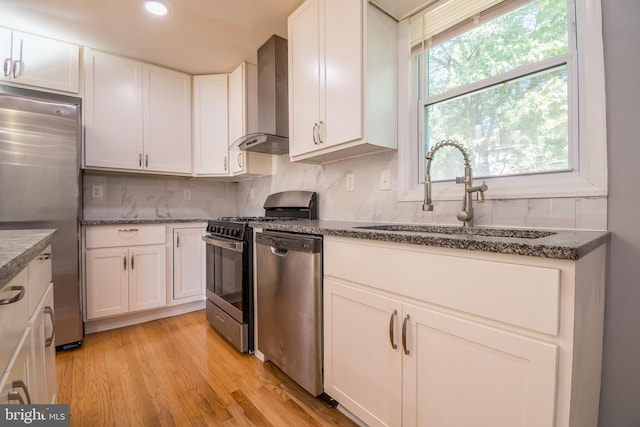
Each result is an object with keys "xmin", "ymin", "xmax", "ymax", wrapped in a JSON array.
[{"xmin": 203, "ymin": 236, "xmax": 246, "ymax": 323}]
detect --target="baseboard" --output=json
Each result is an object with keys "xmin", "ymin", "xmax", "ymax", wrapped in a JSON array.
[{"xmin": 84, "ymin": 300, "xmax": 206, "ymax": 334}]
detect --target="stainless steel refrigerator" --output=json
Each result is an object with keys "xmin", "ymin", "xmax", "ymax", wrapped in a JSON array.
[{"xmin": 0, "ymin": 84, "xmax": 83, "ymax": 349}]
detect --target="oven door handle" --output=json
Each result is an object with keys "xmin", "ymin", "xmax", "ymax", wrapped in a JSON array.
[{"xmin": 203, "ymin": 236, "xmax": 244, "ymax": 253}]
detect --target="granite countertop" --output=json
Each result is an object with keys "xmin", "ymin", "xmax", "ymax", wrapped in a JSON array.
[
  {"xmin": 249, "ymin": 219, "xmax": 610, "ymax": 261},
  {"xmin": 0, "ymin": 229, "xmax": 58, "ymax": 288},
  {"xmin": 81, "ymin": 218, "xmax": 209, "ymax": 226}
]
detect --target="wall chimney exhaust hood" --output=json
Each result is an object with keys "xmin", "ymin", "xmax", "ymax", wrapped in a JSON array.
[{"xmin": 236, "ymin": 35, "xmax": 289, "ymax": 155}]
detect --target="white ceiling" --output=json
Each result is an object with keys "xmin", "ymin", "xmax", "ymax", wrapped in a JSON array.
[{"xmin": 0, "ymin": 0, "xmax": 304, "ymax": 75}]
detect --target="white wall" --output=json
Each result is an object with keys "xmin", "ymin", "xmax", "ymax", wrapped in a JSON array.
[{"xmin": 598, "ymin": 0, "xmax": 640, "ymax": 425}]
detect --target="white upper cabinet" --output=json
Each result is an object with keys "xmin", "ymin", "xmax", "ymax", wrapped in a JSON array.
[
  {"xmin": 228, "ymin": 62, "xmax": 272, "ymax": 177},
  {"xmin": 0, "ymin": 28, "xmax": 79, "ymax": 93},
  {"xmin": 143, "ymin": 64, "xmax": 192, "ymax": 174},
  {"xmin": 84, "ymin": 49, "xmax": 192, "ymax": 175},
  {"xmin": 288, "ymin": 0, "xmax": 397, "ymax": 163},
  {"xmin": 84, "ymin": 50, "xmax": 144, "ymax": 170},
  {"xmin": 192, "ymin": 74, "xmax": 229, "ymax": 176}
]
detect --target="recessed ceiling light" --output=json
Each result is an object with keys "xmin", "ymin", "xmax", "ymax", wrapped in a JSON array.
[{"xmin": 144, "ymin": 1, "xmax": 169, "ymax": 16}]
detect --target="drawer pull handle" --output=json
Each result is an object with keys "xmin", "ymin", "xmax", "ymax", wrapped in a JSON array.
[
  {"xmin": 0, "ymin": 285, "xmax": 25, "ymax": 305},
  {"xmin": 389, "ymin": 310, "xmax": 398, "ymax": 349},
  {"xmin": 123, "ymin": 253, "xmax": 127, "ymax": 270},
  {"xmin": 402, "ymin": 314, "xmax": 410, "ymax": 355},
  {"xmin": 39, "ymin": 253, "xmax": 51, "ymax": 260},
  {"xmin": 118, "ymin": 228, "xmax": 139, "ymax": 233},
  {"xmin": 131, "ymin": 254, "xmax": 135, "ymax": 270},
  {"xmin": 3, "ymin": 58, "xmax": 11, "ymax": 77},
  {"xmin": 9, "ymin": 380, "xmax": 32, "ymax": 404},
  {"xmin": 44, "ymin": 306, "xmax": 56, "ymax": 347}
]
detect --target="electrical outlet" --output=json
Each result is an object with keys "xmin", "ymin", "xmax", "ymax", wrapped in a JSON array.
[
  {"xmin": 183, "ymin": 189, "xmax": 191, "ymax": 200},
  {"xmin": 345, "ymin": 173, "xmax": 355, "ymax": 192},
  {"xmin": 380, "ymin": 170, "xmax": 391, "ymax": 190},
  {"xmin": 91, "ymin": 185, "xmax": 103, "ymax": 199}
]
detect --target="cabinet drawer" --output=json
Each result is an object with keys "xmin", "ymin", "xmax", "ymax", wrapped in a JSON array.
[
  {"xmin": 28, "ymin": 246, "xmax": 52, "ymax": 314},
  {"xmin": 325, "ymin": 238, "xmax": 560, "ymax": 335},
  {"xmin": 0, "ymin": 269, "xmax": 30, "ymax": 375},
  {"xmin": 85, "ymin": 225, "xmax": 166, "ymax": 249}
]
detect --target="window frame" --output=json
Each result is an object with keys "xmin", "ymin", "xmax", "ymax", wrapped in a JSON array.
[{"xmin": 397, "ymin": 0, "xmax": 607, "ymax": 202}]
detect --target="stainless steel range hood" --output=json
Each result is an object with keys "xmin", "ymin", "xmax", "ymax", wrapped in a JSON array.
[{"xmin": 236, "ymin": 35, "xmax": 289, "ymax": 155}]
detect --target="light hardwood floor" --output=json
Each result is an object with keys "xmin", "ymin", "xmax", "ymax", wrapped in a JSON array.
[{"xmin": 56, "ymin": 310, "xmax": 358, "ymax": 427}]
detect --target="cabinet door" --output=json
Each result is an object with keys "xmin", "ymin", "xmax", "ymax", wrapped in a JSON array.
[
  {"xmin": 84, "ymin": 50, "xmax": 144, "ymax": 170},
  {"xmin": 129, "ymin": 245, "xmax": 167, "ymax": 312},
  {"xmin": 0, "ymin": 269, "xmax": 29, "ymax": 374},
  {"xmin": 0, "ymin": 28, "xmax": 12, "ymax": 82},
  {"xmin": 322, "ymin": 0, "xmax": 363, "ymax": 147},
  {"xmin": 192, "ymin": 74, "xmax": 229, "ymax": 175},
  {"xmin": 324, "ymin": 280, "xmax": 403, "ymax": 427},
  {"xmin": 85, "ymin": 248, "xmax": 129, "ymax": 319},
  {"xmin": 0, "ymin": 327, "xmax": 34, "ymax": 405},
  {"xmin": 28, "ymin": 283, "xmax": 55, "ymax": 405},
  {"xmin": 288, "ymin": 0, "xmax": 322, "ymax": 157},
  {"xmin": 143, "ymin": 64, "xmax": 192, "ymax": 174},
  {"xmin": 229, "ymin": 63, "xmax": 251, "ymax": 175},
  {"xmin": 10, "ymin": 31, "xmax": 79, "ymax": 93},
  {"xmin": 41, "ymin": 285, "xmax": 56, "ymax": 404},
  {"xmin": 173, "ymin": 228, "xmax": 205, "ymax": 300},
  {"xmin": 403, "ymin": 303, "xmax": 558, "ymax": 427}
]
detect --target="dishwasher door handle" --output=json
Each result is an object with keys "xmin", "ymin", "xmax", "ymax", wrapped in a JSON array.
[{"xmin": 270, "ymin": 246, "xmax": 289, "ymax": 257}]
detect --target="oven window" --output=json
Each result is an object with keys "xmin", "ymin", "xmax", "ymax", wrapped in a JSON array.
[{"xmin": 206, "ymin": 243, "xmax": 243, "ymax": 311}]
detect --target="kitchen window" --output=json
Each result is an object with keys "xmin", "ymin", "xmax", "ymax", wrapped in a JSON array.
[{"xmin": 397, "ymin": 0, "xmax": 606, "ymax": 201}]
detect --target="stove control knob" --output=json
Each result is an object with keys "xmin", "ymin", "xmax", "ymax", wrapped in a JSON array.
[{"xmin": 231, "ymin": 229, "xmax": 239, "ymax": 237}]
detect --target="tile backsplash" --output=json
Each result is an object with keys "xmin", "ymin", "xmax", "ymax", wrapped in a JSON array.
[
  {"xmin": 82, "ymin": 172, "xmax": 238, "ymax": 220},
  {"xmin": 236, "ymin": 152, "xmax": 607, "ymax": 230},
  {"xmin": 83, "ymin": 152, "xmax": 607, "ymax": 230}
]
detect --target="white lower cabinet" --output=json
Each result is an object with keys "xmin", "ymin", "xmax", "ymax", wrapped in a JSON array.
[
  {"xmin": 86, "ymin": 246, "xmax": 166, "ymax": 319},
  {"xmin": 325, "ymin": 281, "xmax": 557, "ymax": 427},
  {"xmin": 403, "ymin": 303, "xmax": 557, "ymax": 427},
  {"xmin": 85, "ymin": 226, "xmax": 166, "ymax": 320},
  {"xmin": 1, "ymin": 245, "xmax": 55, "ymax": 405},
  {"xmin": 324, "ymin": 236, "xmax": 607, "ymax": 427},
  {"xmin": 172, "ymin": 227, "xmax": 205, "ymax": 301},
  {"xmin": 29, "ymin": 283, "xmax": 56, "ymax": 404},
  {"xmin": 324, "ymin": 280, "xmax": 403, "ymax": 427},
  {"xmin": 0, "ymin": 327, "xmax": 34, "ymax": 404}
]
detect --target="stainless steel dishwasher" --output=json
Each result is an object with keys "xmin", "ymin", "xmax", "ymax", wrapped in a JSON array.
[{"xmin": 255, "ymin": 230, "xmax": 323, "ymax": 396}]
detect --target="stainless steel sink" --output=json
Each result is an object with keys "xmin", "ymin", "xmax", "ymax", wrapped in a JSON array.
[{"xmin": 354, "ymin": 224, "xmax": 556, "ymax": 239}]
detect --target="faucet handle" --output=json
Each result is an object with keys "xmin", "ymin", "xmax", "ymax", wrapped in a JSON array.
[{"xmin": 477, "ymin": 181, "xmax": 488, "ymax": 203}]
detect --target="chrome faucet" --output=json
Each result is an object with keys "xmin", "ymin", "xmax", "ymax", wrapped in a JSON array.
[{"xmin": 422, "ymin": 139, "xmax": 488, "ymax": 227}]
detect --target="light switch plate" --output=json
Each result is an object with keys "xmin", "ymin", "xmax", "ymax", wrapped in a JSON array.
[
  {"xmin": 345, "ymin": 174, "xmax": 355, "ymax": 192},
  {"xmin": 91, "ymin": 185, "xmax": 103, "ymax": 199},
  {"xmin": 183, "ymin": 189, "xmax": 192, "ymax": 200},
  {"xmin": 380, "ymin": 170, "xmax": 391, "ymax": 190}
]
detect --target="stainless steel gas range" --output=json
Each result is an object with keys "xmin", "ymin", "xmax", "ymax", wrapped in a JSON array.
[{"xmin": 202, "ymin": 191, "xmax": 318, "ymax": 353}]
